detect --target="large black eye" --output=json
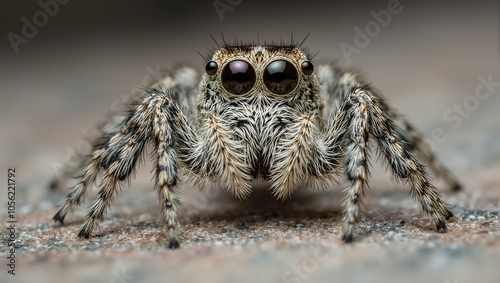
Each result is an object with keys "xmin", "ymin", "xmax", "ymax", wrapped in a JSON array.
[
  {"xmin": 263, "ymin": 60, "xmax": 298, "ymax": 95},
  {"xmin": 221, "ymin": 60, "xmax": 256, "ymax": 95}
]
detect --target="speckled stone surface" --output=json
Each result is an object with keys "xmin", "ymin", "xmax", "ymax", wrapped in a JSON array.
[
  {"xmin": 1, "ymin": 165, "xmax": 499, "ymax": 283},
  {"xmin": 1, "ymin": 2, "xmax": 500, "ymax": 283}
]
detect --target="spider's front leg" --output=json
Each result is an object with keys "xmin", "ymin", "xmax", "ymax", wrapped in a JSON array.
[
  {"xmin": 53, "ymin": 89, "xmax": 198, "ymax": 248},
  {"xmin": 340, "ymin": 92, "xmax": 370, "ymax": 242},
  {"xmin": 340, "ymin": 86, "xmax": 454, "ymax": 242},
  {"xmin": 151, "ymin": 95, "xmax": 198, "ymax": 248},
  {"xmin": 319, "ymin": 67, "xmax": 461, "ymax": 192}
]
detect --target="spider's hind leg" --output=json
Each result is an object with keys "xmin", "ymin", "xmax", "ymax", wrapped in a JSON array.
[
  {"xmin": 52, "ymin": 113, "xmax": 127, "ymax": 223},
  {"xmin": 77, "ymin": 96, "xmax": 154, "ymax": 239},
  {"xmin": 391, "ymin": 114, "xmax": 462, "ymax": 192},
  {"xmin": 52, "ymin": 155, "xmax": 100, "ymax": 224}
]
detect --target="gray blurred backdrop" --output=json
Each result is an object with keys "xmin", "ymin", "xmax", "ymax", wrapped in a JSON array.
[
  {"xmin": 1, "ymin": 0, "xmax": 498, "ymax": 184},
  {"xmin": 0, "ymin": 0, "xmax": 499, "ymax": 282}
]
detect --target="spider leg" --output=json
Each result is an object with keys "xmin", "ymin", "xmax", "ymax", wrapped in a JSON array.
[
  {"xmin": 76, "ymin": 93, "xmax": 156, "ymax": 239},
  {"xmin": 359, "ymin": 87, "xmax": 454, "ymax": 229},
  {"xmin": 319, "ymin": 66, "xmax": 461, "ymax": 192},
  {"xmin": 318, "ymin": 67, "xmax": 378, "ymax": 242},
  {"xmin": 319, "ymin": 67, "xmax": 454, "ymax": 241},
  {"xmin": 391, "ymin": 114, "xmax": 462, "ymax": 191},
  {"xmin": 48, "ymin": 114, "xmax": 124, "ymax": 191},
  {"xmin": 54, "ymin": 86, "xmax": 199, "ymax": 249},
  {"xmin": 48, "ymin": 159, "xmax": 83, "ymax": 190},
  {"xmin": 52, "ymin": 109, "xmax": 134, "ymax": 220},
  {"xmin": 340, "ymin": 93, "xmax": 370, "ymax": 242},
  {"xmin": 49, "ymin": 67, "xmax": 199, "ymax": 190},
  {"xmin": 52, "ymin": 155, "xmax": 100, "ymax": 224},
  {"xmin": 153, "ymin": 100, "xmax": 184, "ymax": 248}
]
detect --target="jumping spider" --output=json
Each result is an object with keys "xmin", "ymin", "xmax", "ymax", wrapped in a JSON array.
[{"xmin": 52, "ymin": 41, "xmax": 461, "ymax": 248}]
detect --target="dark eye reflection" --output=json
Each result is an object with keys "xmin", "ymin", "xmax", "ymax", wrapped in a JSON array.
[
  {"xmin": 221, "ymin": 60, "xmax": 256, "ymax": 95},
  {"xmin": 263, "ymin": 60, "xmax": 298, "ymax": 95}
]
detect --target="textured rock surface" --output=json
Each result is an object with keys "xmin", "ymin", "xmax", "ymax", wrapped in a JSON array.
[
  {"xmin": 1, "ymin": 165, "xmax": 499, "ymax": 283},
  {"xmin": 1, "ymin": 1, "xmax": 500, "ymax": 283}
]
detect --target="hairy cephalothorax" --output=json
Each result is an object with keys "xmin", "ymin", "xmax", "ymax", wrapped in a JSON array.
[{"xmin": 52, "ymin": 42, "xmax": 461, "ymax": 248}]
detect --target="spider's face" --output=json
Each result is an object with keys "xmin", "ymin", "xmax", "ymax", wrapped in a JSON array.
[
  {"xmin": 198, "ymin": 45, "xmax": 323, "ymax": 115},
  {"xmin": 196, "ymin": 45, "xmax": 324, "ymax": 176}
]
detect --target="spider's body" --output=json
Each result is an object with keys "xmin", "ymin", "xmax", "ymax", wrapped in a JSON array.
[
  {"xmin": 194, "ymin": 45, "xmax": 328, "ymax": 199},
  {"xmin": 53, "ymin": 43, "xmax": 460, "ymax": 248}
]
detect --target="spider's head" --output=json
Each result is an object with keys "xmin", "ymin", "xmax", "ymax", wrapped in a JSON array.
[
  {"xmin": 196, "ymin": 43, "xmax": 325, "ymax": 180},
  {"xmin": 198, "ymin": 44, "xmax": 322, "ymax": 114}
]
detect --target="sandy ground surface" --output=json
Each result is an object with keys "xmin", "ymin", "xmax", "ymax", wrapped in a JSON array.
[
  {"xmin": 1, "ymin": 1, "xmax": 500, "ymax": 283},
  {"xmin": 1, "ymin": 167, "xmax": 500, "ymax": 283}
]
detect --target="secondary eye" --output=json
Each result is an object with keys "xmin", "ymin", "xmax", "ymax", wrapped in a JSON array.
[
  {"xmin": 301, "ymin": 61, "xmax": 314, "ymax": 75},
  {"xmin": 205, "ymin": 61, "xmax": 218, "ymax": 76},
  {"xmin": 263, "ymin": 60, "xmax": 298, "ymax": 95},
  {"xmin": 221, "ymin": 60, "xmax": 256, "ymax": 95}
]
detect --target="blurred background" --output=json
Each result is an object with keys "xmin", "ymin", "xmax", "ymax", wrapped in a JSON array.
[
  {"xmin": 0, "ymin": 0, "xmax": 499, "ymax": 283},
  {"xmin": 1, "ymin": 0, "xmax": 499, "ymax": 182}
]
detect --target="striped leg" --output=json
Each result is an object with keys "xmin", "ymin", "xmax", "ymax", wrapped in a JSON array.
[
  {"xmin": 358, "ymin": 88, "xmax": 454, "ymax": 231},
  {"xmin": 52, "ymin": 159, "xmax": 99, "ymax": 224},
  {"xmin": 154, "ymin": 103, "xmax": 181, "ymax": 248},
  {"xmin": 320, "ymin": 68, "xmax": 455, "ymax": 241},
  {"xmin": 341, "ymin": 92, "xmax": 370, "ymax": 242},
  {"xmin": 392, "ymin": 115, "xmax": 462, "ymax": 191},
  {"xmin": 53, "ymin": 118, "xmax": 131, "ymax": 224},
  {"xmin": 77, "ymin": 95, "xmax": 154, "ymax": 238}
]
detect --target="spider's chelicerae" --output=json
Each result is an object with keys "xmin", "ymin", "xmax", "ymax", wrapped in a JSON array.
[{"xmin": 53, "ymin": 42, "xmax": 461, "ymax": 248}]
